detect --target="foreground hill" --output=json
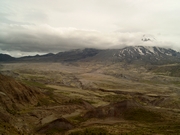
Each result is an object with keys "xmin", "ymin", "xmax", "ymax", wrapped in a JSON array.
[
  {"xmin": 0, "ymin": 74, "xmax": 43, "ymax": 111},
  {"xmin": 0, "ymin": 74, "xmax": 45, "ymax": 134}
]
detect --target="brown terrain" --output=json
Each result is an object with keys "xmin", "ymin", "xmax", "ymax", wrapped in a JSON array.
[{"xmin": 0, "ymin": 62, "xmax": 180, "ymax": 134}]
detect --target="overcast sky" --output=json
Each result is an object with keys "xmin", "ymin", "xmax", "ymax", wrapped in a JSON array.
[{"xmin": 0, "ymin": 0, "xmax": 180, "ymax": 57}]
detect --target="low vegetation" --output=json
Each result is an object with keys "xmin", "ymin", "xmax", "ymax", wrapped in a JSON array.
[
  {"xmin": 69, "ymin": 127, "xmax": 109, "ymax": 135},
  {"xmin": 124, "ymin": 109, "xmax": 163, "ymax": 123},
  {"xmin": 0, "ymin": 62, "xmax": 180, "ymax": 134}
]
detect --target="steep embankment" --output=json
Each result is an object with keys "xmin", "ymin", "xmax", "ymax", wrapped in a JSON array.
[
  {"xmin": 0, "ymin": 74, "xmax": 43, "ymax": 111},
  {"xmin": 0, "ymin": 74, "xmax": 44, "ymax": 134}
]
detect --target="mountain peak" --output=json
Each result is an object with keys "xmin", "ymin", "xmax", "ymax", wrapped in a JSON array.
[
  {"xmin": 0, "ymin": 53, "xmax": 15, "ymax": 61},
  {"xmin": 117, "ymin": 46, "xmax": 174, "ymax": 56},
  {"xmin": 112, "ymin": 46, "xmax": 179, "ymax": 64}
]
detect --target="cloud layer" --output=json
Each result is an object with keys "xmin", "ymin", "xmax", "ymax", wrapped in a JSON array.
[
  {"xmin": 0, "ymin": 23, "xmax": 174, "ymax": 54},
  {"xmin": 0, "ymin": 0, "xmax": 180, "ymax": 56}
]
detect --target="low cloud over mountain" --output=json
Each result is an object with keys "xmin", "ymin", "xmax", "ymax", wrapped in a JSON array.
[
  {"xmin": 1, "ymin": 0, "xmax": 180, "ymax": 56},
  {"xmin": 0, "ymin": 24, "xmax": 174, "ymax": 57}
]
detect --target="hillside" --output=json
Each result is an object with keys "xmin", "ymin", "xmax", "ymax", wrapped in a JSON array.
[
  {"xmin": 0, "ymin": 74, "xmax": 45, "ymax": 134},
  {"xmin": 0, "ymin": 74, "xmax": 43, "ymax": 111}
]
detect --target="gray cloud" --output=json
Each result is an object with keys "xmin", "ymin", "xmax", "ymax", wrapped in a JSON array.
[
  {"xmin": 0, "ymin": 24, "xmax": 174, "ymax": 54},
  {"xmin": 0, "ymin": 0, "xmax": 180, "ymax": 56}
]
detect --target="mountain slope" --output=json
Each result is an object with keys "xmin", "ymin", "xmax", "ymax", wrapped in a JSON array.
[
  {"xmin": 84, "ymin": 46, "xmax": 180, "ymax": 64},
  {"xmin": 17, "ymin": 53, "xmax": 55, "ymax": 62},
  {"xmin": 53, "ymin": 48, "xmax": 101, "ymax": 62},
  {"xmin": 112, "ymin": 46, "xmax": 180, "ymax": 64},
  {"xmin": 0, "ymin": 74, "xmax": 45, "ymax": 134},
  {"xmin": 1, "ymin": 46, "xmax": 180, "ymax": 65},
  {"xmin": 16, "ymin": 48, "xmax": 101, "ymax": 62},
  {"xmin": 0, "ymin": 54, "xmax": 15, "ymax": 62}
]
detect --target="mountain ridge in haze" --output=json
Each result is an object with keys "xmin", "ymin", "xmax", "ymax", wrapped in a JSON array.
[
  {"xmin": 0, "ymin": 54, "xmax": 15, "ymax": 62},
  {"xmin": 1, "ymin": 46, "xmax": 180, "ymax": 65}
]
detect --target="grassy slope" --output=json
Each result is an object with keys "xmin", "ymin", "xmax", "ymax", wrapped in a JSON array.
[{"xmin": 1, "ymin": 62, "xmax": 180, "ymax": 134}]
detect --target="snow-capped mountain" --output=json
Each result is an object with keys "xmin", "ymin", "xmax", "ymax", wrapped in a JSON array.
[
  {"xmin": 114, "ymin": 46, "xmax": 176, "ymax": 57},
  {"xmin": 1, "ymin": 46, "xmax": 180, "ymax": 65},
  {"xmin": 112, "ymin": 46, "xmax": 180, "ymax": 64}
]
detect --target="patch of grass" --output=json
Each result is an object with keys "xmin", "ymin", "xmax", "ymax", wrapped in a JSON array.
[
  {"xmin": 45, "ymin": 128, "xmax": 67, "ymax": 135},
  {"xmin": 141, "ymin": 78, "xmax": 180, "ymax": 87},
  {"xmin": 124, "ymin": 109, "xmax": 163, "ymax": 123},
  {"xmin": 64, "ymin": 98, "xmax": 96, "ymax": 107},
  {"xmin": 140, "ymin": 79, "xmax": 162, "ymax": 85},
  {"xmin": 0, "ymin": 122, "xmax": 21, "ymax": 135},
  {"xmin": 103, "ymin": 95, "xmax": 129, "ymax": 103},
  {"xmin": 127, "ymin": 123, "xmax": 180, "ymax": 134},
  {"xmin": 22, "ymin": 80, "xmax": 55, "ymax": 90},
  {"xmin": 170, "ymin": 81, "xmax": 180, "ymax": 87},
  {"xmin": 69, "ymin": 127, "xmax": 109, "ymax": 135},
  {"xmin": 85, "ymin": 99, "xmax": 96, "ymax": 105},
  {"xmin": 35, "ymin": 89, "xmax": 57, "ymax": 106},
  {"xmin": 37, "ymin": 98, "xmax": 52, "ymax": 106},
  {"xmin": 152, "ymin": 65, "xmax": 180, "ymax": 77},
  {"xmin": 44, "ymin": 89, "xmax": 56, "ymax": 100},
  {"xmin": 6, "ymin": 108, "xmax": 17, "ymax": 115},
  {"xmin": 65, "ymin": 98, "xmax": 84, "ymax": 105},
  {"xmin": 22, "ymin": 80, "xmax": 59, "ymax": 106},
  {"xmin": 67, "ymin": 115, "xmax": 86, "ymax": 125},
  {"xmin": 36, "ymin": 125, "xmax": 68, "ymax": 135},
  {"xmin": 22, "ymin": 80, "xmax": 45, "ymax": 88}
]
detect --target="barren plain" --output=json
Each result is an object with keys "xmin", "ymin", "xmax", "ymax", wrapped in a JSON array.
[{"xmin": 0, "ymin": 62, "xmax": 180, "ymax": 134}]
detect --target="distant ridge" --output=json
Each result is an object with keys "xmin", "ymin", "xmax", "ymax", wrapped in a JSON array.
[
  {"xmin": 1, "ymin": 46, "xmax": 180, "ymax": 65},
  {"xmin": 0, "ymin": 54, "xmax": 15, "ymax": 62}
]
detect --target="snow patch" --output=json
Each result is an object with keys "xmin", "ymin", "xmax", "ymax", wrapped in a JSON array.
[
  {"xmin": 166, "ymin": 53, "xmax": 172, "ymax": 56},
  {"xmin": 144, "ymin": 46, "xmax": 155, "ymax": 54},
  {"xmin": 156, "ymin": 47, "xmax": 164, "ymax": 53},
  {"xmin": 135, "ymin": 47, "xmax": 144, "ymax": 55}
]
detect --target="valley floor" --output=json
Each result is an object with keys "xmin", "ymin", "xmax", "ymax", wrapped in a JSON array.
[{"xmin": 0, "ymin": 62, "xmax": 180, "ymax": 135}]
